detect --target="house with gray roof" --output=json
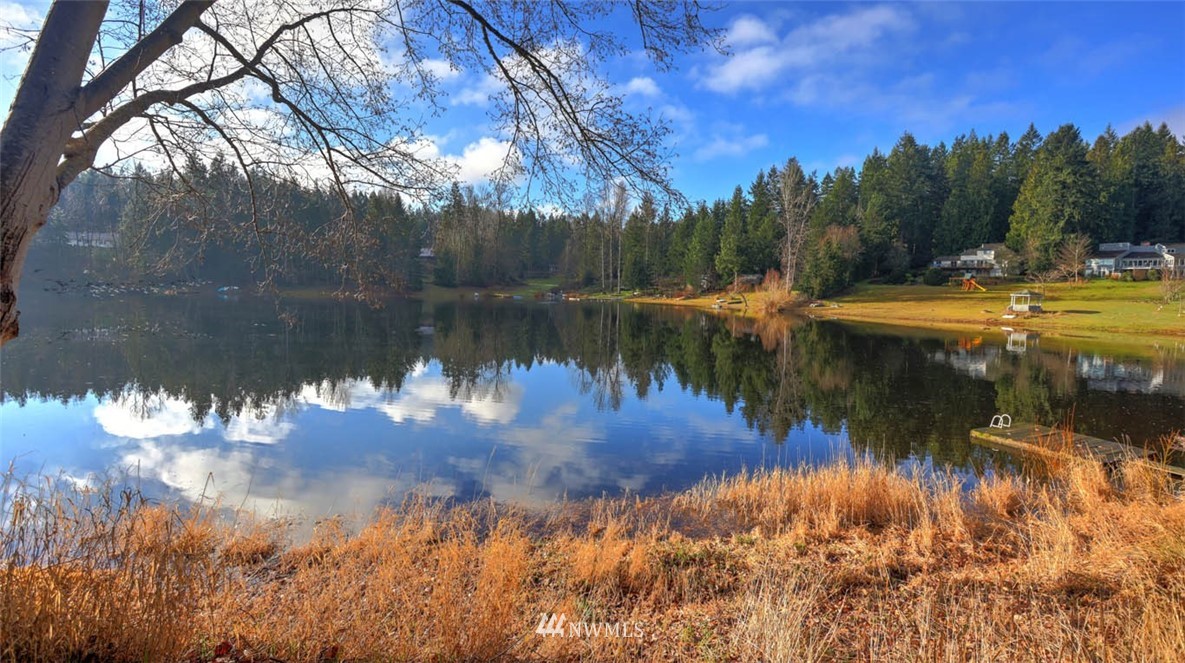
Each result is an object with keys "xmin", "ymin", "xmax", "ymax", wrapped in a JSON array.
[{"xmin": 1086, "ymin": 242, "xmax": 1180, "ymax": 278}]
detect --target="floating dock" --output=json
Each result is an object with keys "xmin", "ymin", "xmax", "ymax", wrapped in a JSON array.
[
  {"xmin": 971, "ymin": 424, "xmax": 1185, "ymax": 478},
  {"xmin": 970, "ymin": 423, "xmax": 1152, "ymax": 466}
]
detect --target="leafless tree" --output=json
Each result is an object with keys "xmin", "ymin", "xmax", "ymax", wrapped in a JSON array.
[
  {"xmin": 602, "ymin": 180, "xmax": 630, "ymax": 293},
  {"xmin": 1025, "ymin": 268, "xmax": 1059, "ymax": 295},
  {"xmin": 1161, "ymin": 266, "xmax": 1183, "ymax": 315},
  {"xmin": 1055, "ymin": 233, "xmax": 1092, "ymax": 284},
  {"xmin": 0, "ymin": 0, "xmax": 720, "ymax": 343},
  {"xmin": 777, "ymin": 157, "xmax": 816, "ymax": 291}
]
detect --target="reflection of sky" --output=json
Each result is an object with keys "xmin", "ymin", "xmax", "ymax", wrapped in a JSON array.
[{"xmin": 1, "ymin": 359, "xmax": 840, "ymax": 521}]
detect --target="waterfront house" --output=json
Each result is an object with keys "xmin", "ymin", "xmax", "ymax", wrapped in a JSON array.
[
  {"xmin": 1085, "ymin": 242, "xmax": 1131, "ymax": 278},
  {"xmin": 1118, "ymin": 244, "xmax": 1167, "ymax": 277},
  {"xmin": 931, "ymin": 243, "xmax": 1007, "ymax": 278},
  {"xmin": 1161, "ymin": 243, "xmax": 1185, "ymax": 276},
  {"xmin": 1086, "ymin": 241, "xmax": 1180, "ymax": 279}
]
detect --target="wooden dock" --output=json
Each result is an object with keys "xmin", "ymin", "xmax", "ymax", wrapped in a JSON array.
[{"xmin": 970, "ymin": 423, "xmax": 1153, "ymax": 466}]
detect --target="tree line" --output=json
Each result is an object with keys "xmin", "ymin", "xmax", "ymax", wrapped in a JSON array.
[{"xmin": 35, "ymin": 121, "xmax": 1185, "ymax": 297}]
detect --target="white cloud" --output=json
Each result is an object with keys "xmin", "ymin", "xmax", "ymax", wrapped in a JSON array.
[
  {"xmin": 453, "ymin": 136, "xmax": 517, "ymax": 185},
  {"xmin": 693, "ymin": 131, "xmax": 768, "ymax": 162},
  {"xmin": 387, "ymin": 134, "xmax": 518, "ymax": 187},
  {"xmin": 454, "ymin": 73, "xmax": 501, "ymax": 106},
  {"xmin": 622, "ymin": 76, "xmax": 661, "ymax": 98},
  {"xmin": 421, "ymin": 58, "xmax": 460, "ymax": 80},
  {"xmin": 701, "ymin": 6, "xmax": 915, "ymax": 94},
  {"xmin": 727, "ymin": 15, "xmax": 779, "ymax": 47}
]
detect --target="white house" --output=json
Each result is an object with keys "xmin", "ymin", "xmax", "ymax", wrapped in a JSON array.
[
  {"xmin": 1161, "ymin": 243, "xmax": 1185, "ymax": 276},
  {"xmin": 1118, "ymin": 244, "xmax": 1167, "ymax": 273},
  {"xmin": 931, "ymin": 243, "xmax": 1007, "ymax": 278},
  {"xmin": 1086, "ymin": 242, "xmax": 1180, "ymax": 278},
  {"xmin": 959, "ymin": 243, "xmax": 1006, "ymax": 277},
  {"xmin": 1085, "ymin": 242, "xmax": 1130, "ymax": 277}
]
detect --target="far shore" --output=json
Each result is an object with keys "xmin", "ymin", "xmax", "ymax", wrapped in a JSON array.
[
  {"xmin": 190, "ymin": 276, "xmax": 1184, "ymax": 352},
  {"xmin": 626, "ymin": 279, "xmax": 1185, "ymax": 350}
]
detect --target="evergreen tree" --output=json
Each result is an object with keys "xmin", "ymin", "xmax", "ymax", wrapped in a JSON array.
[
  {"xmin": 935, "ymin": 132, "xmax": 995, "ymax": 254},
  {"xmin": 745, "ymin": 170, "xmax": 781, "ymax": 273},
  {"xmin": 1119, "ymin": 122, "xmax": 1185, "ymax": 242},
  {"xmin": 883, "ymin": 132, "xmax": 943, "ymax": 268},
  {"xmin": 685, "ymin": 203, "xmax": 719, "ymax": 288},
  {"xmin": 802, "ymin": 167, "xmax": 861, "ymax": 296},
  {"xmin": 1087, "ymin": 125, "xmax": 1135, "ymax": 242},
  {"xmin": 1007, "ymin": 124, "xmax": 1098, "ymax": 269},
  {"xmin": 621, "ymin": 198, "xmax": 653, "ymax": 290},
  {"xmin": 857, "ymin": 149, "xmax": 894, "ymax": 277},
  {"xmin": 715, "ymin": 186, "xmax": 747, "ymax": 286}
]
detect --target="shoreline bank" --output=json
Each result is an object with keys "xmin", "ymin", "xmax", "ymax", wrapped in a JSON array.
[{"xmin": 625, "ymin": 280, "xmax": 1185, "ymax": 351}]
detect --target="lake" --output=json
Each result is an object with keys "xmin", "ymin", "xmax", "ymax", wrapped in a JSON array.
[{"xmin": 2, "ymin": 291, "xmax": 1183, "ymax": 520}]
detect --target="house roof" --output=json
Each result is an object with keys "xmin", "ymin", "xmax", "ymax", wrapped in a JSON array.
[
  {"xmin": 960, "ymin": 243, "xmax": 1003, "ymax": 253},
  {"xmin": 1092, "ymin": 250, "xmax": 1128, "ymax": 259}
]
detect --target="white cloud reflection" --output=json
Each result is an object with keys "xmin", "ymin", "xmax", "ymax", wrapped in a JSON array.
[
  {"xmin": 94, "ymin": 390, "xmax": 213, "ymax": 439},
  {"xmin": 93, "ymin": 363, "xmax": 523, "ymax": 446},
  {"xmin": 74, "ymin": 363, "xmax": 703, "ymax": 521},
  {"xmin": 298, "ymin": 372, "xmax": 522, "ymax": 426}
]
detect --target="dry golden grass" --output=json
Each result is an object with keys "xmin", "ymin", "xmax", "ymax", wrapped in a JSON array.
[{"xmin": 3, "ymin": 456, "xmax": 1183, "ymax": 662}]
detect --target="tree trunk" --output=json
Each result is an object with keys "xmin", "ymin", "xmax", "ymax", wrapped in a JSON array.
[
  {"xmin": 0, "ymin": 1, "xmax": 108, "ymax": 344},
  {"xmin": 616, "ymin": 224, "xmax": 622, "ymax": 294}
]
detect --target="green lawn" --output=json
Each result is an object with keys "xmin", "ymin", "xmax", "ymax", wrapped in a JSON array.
[
  {"xmin": 820, "ymin": 279, "xmax": 1183, "ymax": 346},
  {"xmin": 417, "ymin": 277, "xmax": 562, "ymax": 303}
]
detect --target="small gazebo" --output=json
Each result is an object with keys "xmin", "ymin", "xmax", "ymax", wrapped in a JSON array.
[{"xmin": 1009, "ymin": 289, "xmax": 1043, "ymax": 313}]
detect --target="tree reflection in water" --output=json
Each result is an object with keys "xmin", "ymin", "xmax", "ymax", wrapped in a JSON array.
[{"xmin": 3, "ymin": 293, "xmax": 1183, "ymax": 473}]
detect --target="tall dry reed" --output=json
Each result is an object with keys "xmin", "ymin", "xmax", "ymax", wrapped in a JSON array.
[{"xmin": 2, "ymin": 455, "xmax": 1182, "ymax": 662}]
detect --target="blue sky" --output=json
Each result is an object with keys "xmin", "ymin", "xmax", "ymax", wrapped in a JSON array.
[
  {"xmin": 2, "ymin": 1, "xmax": 1183, "ymax": 205},
  {"xmin": 421, "ymin": 1, "xmax": 1184, "ymax": 203}
]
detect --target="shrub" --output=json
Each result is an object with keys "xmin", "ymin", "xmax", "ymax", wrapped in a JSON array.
[
  {"xmin": 1148, "ymin": 268, "xmax": 1161, "ymax": 281},
  {"xmin": 883, "ymin": 267, "xmax": 908, "ymax": 285},
  {"xmin": 922, "ymin": 268, "xmax": 947, "ymax": 286}
]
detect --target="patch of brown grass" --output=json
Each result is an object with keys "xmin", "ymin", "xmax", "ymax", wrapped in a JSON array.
[{"xmin": 3, "ymin": 458, "xmax": 1183, "ymax": 662}]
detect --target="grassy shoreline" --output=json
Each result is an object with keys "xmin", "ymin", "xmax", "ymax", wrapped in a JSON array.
[
  {"xmin": 280, "ymin": 278, "xmax": 1182, "ymax": 356},
  {"xmin": 817, "ymin": 280, "xmax": 1183, "ymax": 341},
  {"xmin": 627, "ymin": 280, "xmax": 1184, "ymax": 349},
  {"xmin": 4, "ymin": 457, "xmax": 1183, "ymax": 662}
]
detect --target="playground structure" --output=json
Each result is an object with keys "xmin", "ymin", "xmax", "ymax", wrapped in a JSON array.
[{"xmin": 949, "ymin": 276, "xmax": 987, "ymax": 291}]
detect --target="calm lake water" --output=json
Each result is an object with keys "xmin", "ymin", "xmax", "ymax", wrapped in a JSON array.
[{"xmin": 2, "ymin": 291, "xmax": 1183, "ymax": 520}]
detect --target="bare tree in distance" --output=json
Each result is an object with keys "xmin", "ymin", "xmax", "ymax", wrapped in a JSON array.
[
  {"xmin": 1160, "ymin": 267, "xmax": 1183, "ymax": 316},
  {"xmin": 603, "ymin": 180, "xmax": 630, "ymax": 294},
  {"xmin": 1055, "ymin": 233, "xmax": 1092, "ymax": 285},
  {"xmin": 778, "ymin": 157, "xmax": 817, "ymax": 292},
  {"xmin": 0, "ymin": 0, "xmax": 721, "ymax": 344},
  {"xmin": 1025, "ymin": 268, "xmax": 1059, "ymax": 296}
]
